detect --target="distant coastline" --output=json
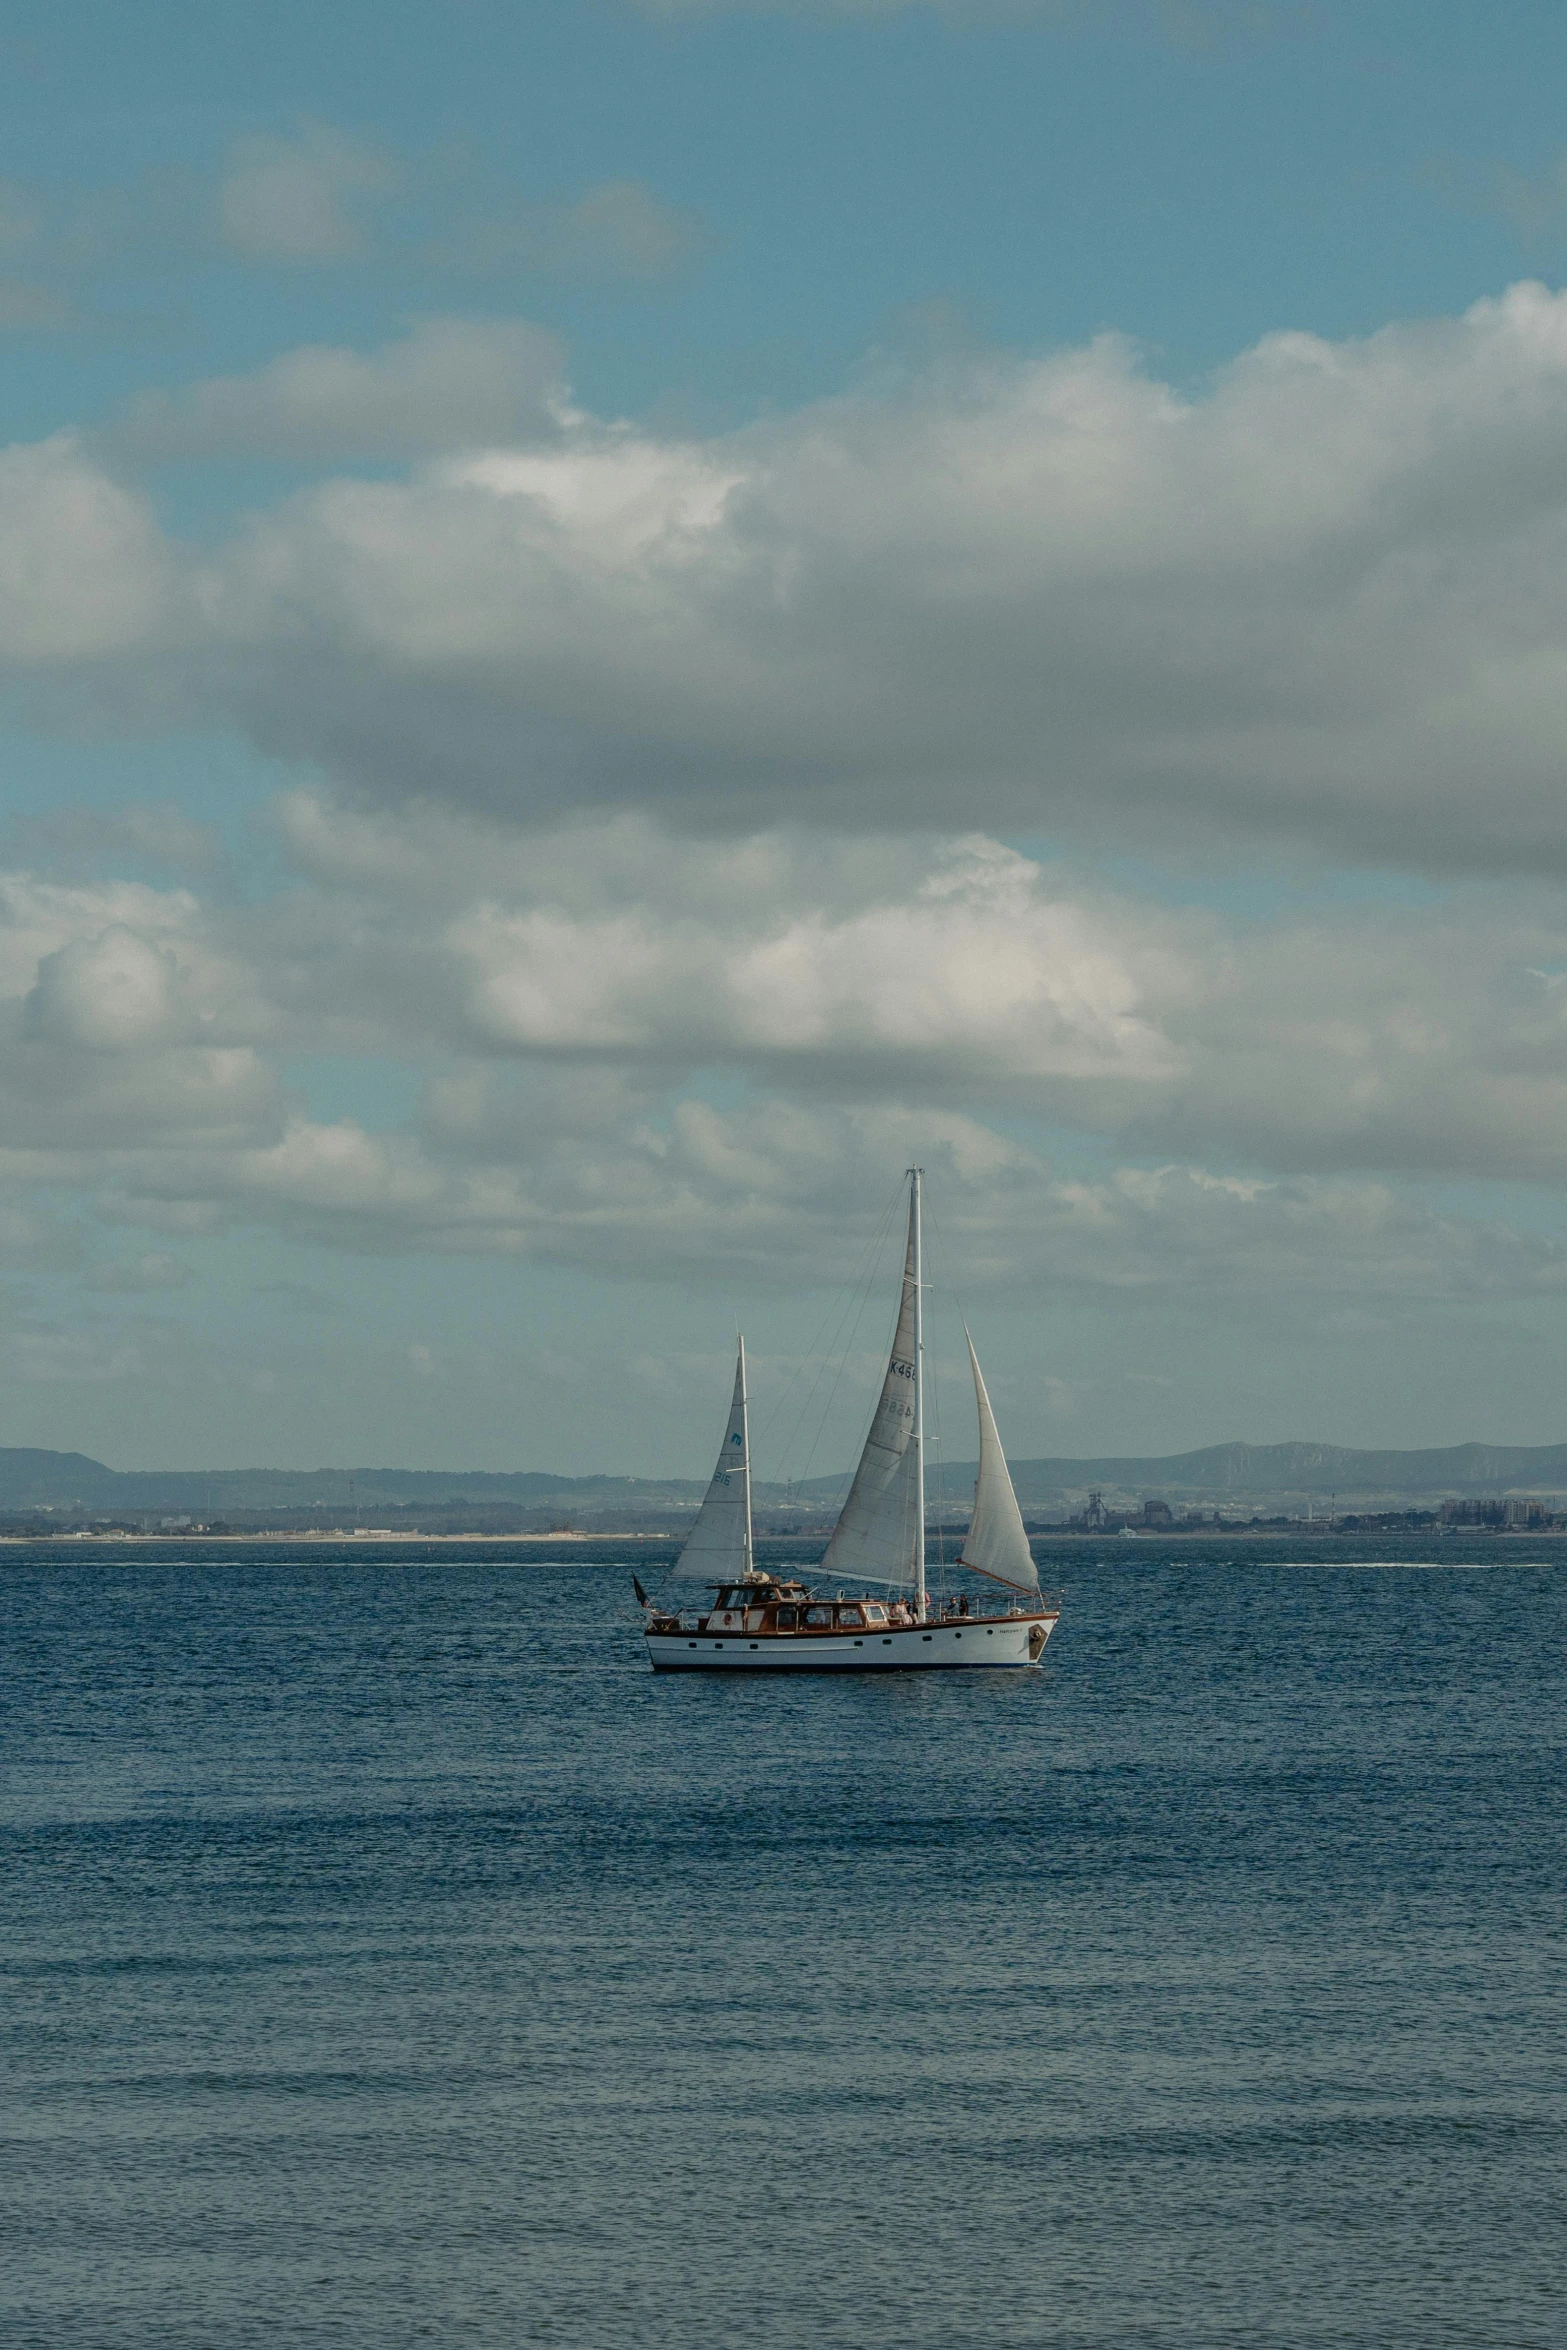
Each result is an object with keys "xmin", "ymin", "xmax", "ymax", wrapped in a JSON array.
[
  {"xmin": 6, "ymin": 1435, "xmax": 1567, "ymax": 1541},
  {"xmin": 3, "ymin": 1522, "xmax": 1563, "ymax": 1548}
]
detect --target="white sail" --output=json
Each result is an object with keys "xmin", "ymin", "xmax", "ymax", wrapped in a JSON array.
[
  {"xmin": 957, "ymin": 1330, "xmax": 1040, "ymax": 1593},
  {"xmin": 821, "ymin": 1200, "xmax": 921, "ymax": 1586},
  {"xmin": 673, "ymin": 1339, "xmax": 753, "ymax": 1581}
]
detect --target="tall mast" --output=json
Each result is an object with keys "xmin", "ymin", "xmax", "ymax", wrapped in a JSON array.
[
  {"xmin": 739, "ymin": 1334, "xmax": 754, "ymax": 1579},
  {"xmin": 910, "ymin": 1166, "xmax": 926, "ymax": 1623}
]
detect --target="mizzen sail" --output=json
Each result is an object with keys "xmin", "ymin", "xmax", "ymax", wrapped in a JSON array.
[
  {"xmin": 820, "ymin": 1198, "xmax": 922, "ymax": 1587},
  {"xmin": 673, "ymin": 1338, "xmax": 753, "ymax": 1580},
  {"xmin": 957, "ymin": 1329, "xmax": 1040, "ymax": 1593}
]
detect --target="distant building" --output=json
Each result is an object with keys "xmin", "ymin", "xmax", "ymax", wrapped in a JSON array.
[
  {"xmin": 1140, "ymin": 1498, "xmax": 1173, "ymax": 1526},
  {"xmin": 1502, "ymin": 1497, "xmax": 1556, "ymax": 1528},
  {"xmin": 1438, "ymin": 1495, "xmax": 1564, "ymax": 1530}
]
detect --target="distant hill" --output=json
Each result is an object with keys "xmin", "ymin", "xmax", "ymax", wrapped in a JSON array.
[
  {"xmin": 798, "ymin": 1438, "xmax": 1567, "ymax": 1506},
  {"xmin": 1017, "ymin": 1440, "xmax": 1567, "ymax": 1501},
  {"xmin": 6, "ymin": 1437, "xmax": 1567, "ymax": 1518},
  {"xmin": 0, "ymin": 1449, "xmax": 127, "ymax": 1508},
  {"xmin": 0, "ymin": 1449, "xmax": 706, "ymax": 1515}
]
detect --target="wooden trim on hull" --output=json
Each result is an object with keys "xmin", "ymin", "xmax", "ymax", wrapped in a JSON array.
[{"xmin": 647, "ymin": 1612, "xmax": 1058, "ymax": 1673}]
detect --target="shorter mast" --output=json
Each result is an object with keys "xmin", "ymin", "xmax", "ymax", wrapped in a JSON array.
[
  {"xmin": 739, "ymin": 1335, "xmax": 754, "ymax": 1580},
  {"xmin": 911, "ymin": 1166, "xmax": 926, "ymax": 1624}
]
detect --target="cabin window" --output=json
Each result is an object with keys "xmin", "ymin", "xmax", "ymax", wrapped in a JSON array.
[
  {"xmin": 837, "ymin": 1606, "xmax": 865, "ymax": 1628},
  {"xmin": 776, "ymin": 1608, "xmax": 797, "ymax": 1629},
  {"xmin": 864, "ymin": 1605, "xmax": 887, "ymax": 1625},
  {"xmin": 804, "ymin": 1606, "xmax": 833, "ymax": 1627}
]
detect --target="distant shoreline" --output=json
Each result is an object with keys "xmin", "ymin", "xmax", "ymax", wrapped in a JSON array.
[
  {"xmin": 0, "ymin": 1529, "xmax": 674, "ymax": 1546},
  {"xmin": 1, "ymin": 1525, "xmax": 1561, "ymax": 1548}
]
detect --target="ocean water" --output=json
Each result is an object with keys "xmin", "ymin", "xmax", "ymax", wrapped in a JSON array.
[{"xmin": 2, "ymin": 1538, "xmax": 1563, "ymax": 2350}]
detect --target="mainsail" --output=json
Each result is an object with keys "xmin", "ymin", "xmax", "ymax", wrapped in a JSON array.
[
  {"xmin": 672, "ymin": 1338, "xmax": 753, "ymax": 1580},
  {"xmin": 956, "ymin": 1329, "xmax": 1040, "ymax": 1593},
  {"xmin": 820, "ymin": 1193, "xmax": 922, "ymax": 1587}
]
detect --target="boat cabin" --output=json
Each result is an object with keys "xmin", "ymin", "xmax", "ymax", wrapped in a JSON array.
[{"xmin": 692, "ymin": 1582, "xmax": 912, "ymax": 1635}]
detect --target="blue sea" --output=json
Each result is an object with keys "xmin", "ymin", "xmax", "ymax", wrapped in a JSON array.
[{"xmin": 2, "ymin": 1538, "xmax": 1563, "ymax": 2349}]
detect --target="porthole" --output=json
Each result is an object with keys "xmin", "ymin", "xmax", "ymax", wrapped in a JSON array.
[{"xmin": 922, "ymin": 1634, "xmax": 932, "ymax": 1642}]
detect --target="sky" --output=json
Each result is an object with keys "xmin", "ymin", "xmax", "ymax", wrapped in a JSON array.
[{"xmin": 10, "ymin": 0, "xmax": 1567, "ymax": 1474}]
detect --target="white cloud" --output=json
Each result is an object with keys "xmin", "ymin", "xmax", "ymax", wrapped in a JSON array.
[
  {"xmin": 217, "ymin": 123, "xmax": 395, "ymax": 264},
  {"xmin": 0, "ymin": 873, "xmax": 272, "ymax": 1042},
  {"xmin": 13, "ymin": 805, "xmax": 1567, "ymax": 1205},
  {"xmin": 146, "ymin": 282, "xmax": 1567, "ymax": 871},
  {"xmin": 27, "ymin": 925, "xmax": 187, "ymax": 1051},
  {"xmin": 0, "ymin": 438, "xmax": 177, "ymax": 662},
  {"xmin": 446, "ymin": 828, "xmax": 1177, "ymax": 1081},
  {"xmin": 22, "ymin": 288, "xmax": 1567, "ymax": 871},
  {"xmin": 108, "ymin": 319, "xmax": 571, "ymax": 465},
  {"xmin": 64, "ymin": 1084, "xmax": 1567, "ymax": 1304},
  {"xmin": 4, "ymin": 809, "xmax": 1567, "ymax": 1301},
  {"xmin": 0, "ymin": 875, "xmax": 284, "ymax": 1158},
  {"xmin": 0, "ymin": 1042, "xmax": 281, "ymax": 1157},
  {"xmin": 258, "ymin": 798, "xmax": 1567, "ymax": 1185}
]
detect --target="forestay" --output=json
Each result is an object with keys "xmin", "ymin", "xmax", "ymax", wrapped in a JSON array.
[
  {"xmin": 673, "ymin": 1339, "xmax": 753, "ymax": 1580},
  {"xmin": 957, "ymin": 1330, "xmax": 1040, "ymax": 1593},
  {"xmin": 820, "ymin": 1214, "xmax": 921, "ymax": 1586}
]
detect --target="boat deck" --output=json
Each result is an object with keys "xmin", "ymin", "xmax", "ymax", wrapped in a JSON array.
[{"xmin": 645, "ymin": 1585, "xmax": 1057, "ymax": 1671}]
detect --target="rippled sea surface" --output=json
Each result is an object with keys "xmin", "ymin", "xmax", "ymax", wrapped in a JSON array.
[{"xmin": 2, "ymin": 1538, "xmax": 1564, "ymax": 2348}]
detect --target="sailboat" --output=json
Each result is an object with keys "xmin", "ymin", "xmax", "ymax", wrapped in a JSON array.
[{"xmin": 642, "ymin": 1169, "xmax": 1060, "ymax": 1672}]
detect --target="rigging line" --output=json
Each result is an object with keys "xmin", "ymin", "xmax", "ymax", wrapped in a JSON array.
[
  {"xmin": 751, "ymin": 1182, "xmax": 902, "ymax": 1473},
  {"xmin": 756, "ymin": 1185, "xmax": 902, "ymax": 1458},
  {"xmin": 926, "ymin": 1307, "xmax": 946, "ymax": 1596},
  {"xmin": 759, "ymin": 1198, "xmax": 905, "ymax": 1527},
  {"xmin": 788, "ymin": 1181, "xmax": 909, "ymax": 1499},
  {"xmin": 922, "ymin": 1186, "xmax": 967, "ymax": 1593},
  {"xmin": 761, "ymin": 1175, "xmax": 906, "ymax": 1485},
  {"xmin": 921, "ymin": 1179, "xmax": 967, "ymax": 1342}
]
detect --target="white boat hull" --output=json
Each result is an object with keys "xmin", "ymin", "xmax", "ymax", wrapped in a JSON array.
[{"xmin": 646, "ymin": 1611, "xmax": 1057, "ymax": 1672}]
